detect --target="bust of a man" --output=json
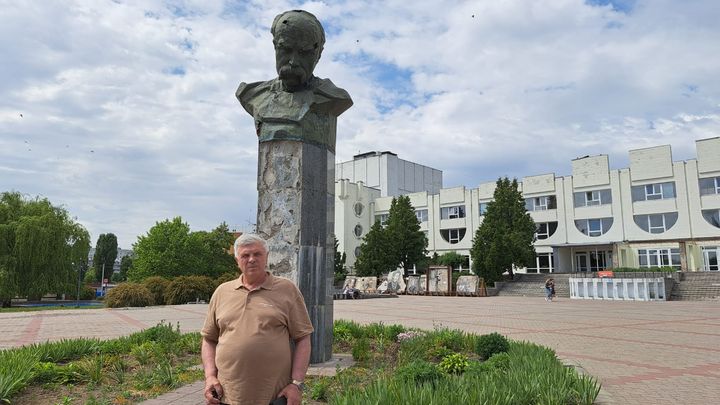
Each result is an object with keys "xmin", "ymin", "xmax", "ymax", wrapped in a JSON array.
[{"xmin": 236, "ymin": 10, "xmax": 353, "ymax": 151}]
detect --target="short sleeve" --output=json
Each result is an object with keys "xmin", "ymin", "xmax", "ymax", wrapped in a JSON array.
[
  {"xmin": 201, "ymin": 289, "xmax": 220, "ymax": 342},
  {"xmin": 287, "ymin": 285, "xmax": 314, "ymax": 340}
]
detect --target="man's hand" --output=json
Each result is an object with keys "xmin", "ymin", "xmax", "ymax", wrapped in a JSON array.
[
  {"xmin": 204, "ymin": 376, "xmax": 224, "ymax": 405},
  {"xmin": 277, "ymin": 383, "xmax": 302, "ymax": 405}
]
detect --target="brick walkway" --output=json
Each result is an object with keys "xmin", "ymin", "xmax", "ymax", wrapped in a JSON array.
[{"xmin": 1, "ymin": 297, "xmax": 719, "ymax": 404}]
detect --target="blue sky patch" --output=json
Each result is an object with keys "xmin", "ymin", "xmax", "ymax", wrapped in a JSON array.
[
  {"xmin": 164, "ymin": 66, "xmax": 186, "ymax": 76},
  {"xmin": 586, "ymin": 0, "xmax": 636, "ymax": 13}
]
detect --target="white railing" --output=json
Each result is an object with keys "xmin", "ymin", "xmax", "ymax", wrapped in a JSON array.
[{"xmin": 569, "ymin": 278, "xmax": 666, "ymax": 301}]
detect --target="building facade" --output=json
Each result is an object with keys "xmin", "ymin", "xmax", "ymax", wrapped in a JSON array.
[{"xmin": 336, "ymin": 137, "xmax": 720, "ymax": 274}]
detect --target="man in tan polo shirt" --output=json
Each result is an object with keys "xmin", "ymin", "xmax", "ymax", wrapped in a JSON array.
[{"xmin": 201, "ymin": 234, "xmax": 314, "ymax": 405}]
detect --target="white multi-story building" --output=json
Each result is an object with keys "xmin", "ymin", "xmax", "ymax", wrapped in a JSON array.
[{"xmin": 335, "ymin": 137, "xmax": 720, "ymax": 274}]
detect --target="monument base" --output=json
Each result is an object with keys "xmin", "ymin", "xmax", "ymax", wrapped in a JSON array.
[{"xmin": 257, "ymin": 140, "xmax": 335, "ymax": 364}]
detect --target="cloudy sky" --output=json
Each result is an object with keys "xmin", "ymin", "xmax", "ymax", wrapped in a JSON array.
[{"xmin": 2, "ymin": 0, "xmax": 719, "ymax": 248}]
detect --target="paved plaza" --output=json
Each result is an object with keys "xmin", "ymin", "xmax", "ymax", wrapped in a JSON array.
[{"xmin": 2, "ymin": 296, "xmax": 719, "ymax": 404}]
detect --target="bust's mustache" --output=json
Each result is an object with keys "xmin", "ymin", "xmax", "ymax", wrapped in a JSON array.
[{"xmin": 279, "ymin": 65, "xmax": 304, "ymax": 80}]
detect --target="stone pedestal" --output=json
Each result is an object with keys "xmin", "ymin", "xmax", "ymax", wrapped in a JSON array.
[{"xmin": 257, "ymin": 140, "xmax": 335, "ymax": 364}]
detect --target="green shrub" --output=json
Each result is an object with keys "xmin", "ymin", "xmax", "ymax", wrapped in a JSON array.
[
  {"xmin": 475, "ymin": 332, "xmax": 509, "ymax": 360},
  {"xmin": 334, "ymin": 320, "xmax": 364, "ymax": 340},
  {"xmin": 309, "ymin": 376, "xmax": 331, "ymax": 400},
  {"xmin": 395, "ymin": 360, "xmax": 443, "ymax": 385},
  {"xmin": 104, "ymin": 283, "xmax": 153, "ymax": 308},
  {"xmin": 143, "ymin": 276, "xmax": 170, "ymax": 306},
  {"xmin": 438, "ymin": 353, "xmax": 469, "ymax": 374},
  {"xmin": 429, "ymin": 328, "xmax": 466, "ymax": 352},
  {"xmin": 164, "ymin": 276, "xmax": 214, "ymax": 305},
  {"xmin": 351, "ymin": 338, "xmax": 371, "ymax": 362},
  {"xmin": 80, "ymin": 286, "xmax": 97, "ymax": 300},
  {"xmin": 613, "ymin": 266, "xmax": 675, "ymax": 273},
  {"xmin": 214, "ymin": 272, "xmax": 238, "ymax": 288}
]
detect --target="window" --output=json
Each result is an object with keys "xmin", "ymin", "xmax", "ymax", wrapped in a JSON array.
[
  {"xmin": 699, "ymin": 177, "xmax": 720, "ymax": 196},
  {"xmin": 479, "ymin": 202, "xmax": 489, "ymax": 216},
  {"xmin": 440, "ymin": 205, "xmax": 466, "ymax": 219},
  {"xmin": 440, "ymin": 228, "xmax": 466, "ymax": 244},
  {"xmin": 574, "ymin": 218, "xmax": 613, "ymax": 237},
  {"xmin": 353, "ymin": 202, "xmax": 364, "ymax": 216},
  {"xmin": 633, "ymin": 213, "xmax": 678, "ymax": 234},
  {"xmin": 535, "ymin": 222, "xmax": 558, "ymax": 240},
  {"xmin": 415, "ymin": 209, "xmax": 428, "ymax": 222},
  {"xmin": 573, "ymin": 189, "xmax": 612, "ymax": 207},
  {"xmin": 353, "ymin": 224, "xmax": 363, "ymax": 238},
  {"xmin": 375, "ymin": 214, "xmax": 388, "ymax": 226},
  {"xmin": 631, "ymin": 182, "xmax": 676, "ymax": 202},
  {"xmin": 354, "ymin": 247, "xmax": 361, "ymax": 258},
  {"xmin": 527, "ymin": 253, "xmax": 554, "ymax": 273},
  {"xmin": 702, "ymin": 246, "xmax": 719, "ymax": 271},
  {"xmin": 525, "ymin": 195, "xmax": 557, "ymax": 211},
  {"xmin": 638, "ymin": 248, "xmax": 681, "ymax": 269},
  {"xmin": 703, "ymin": 209, "xmax": 720, "ymax": 228}
]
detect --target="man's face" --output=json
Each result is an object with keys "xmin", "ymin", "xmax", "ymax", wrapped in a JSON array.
[
  {"xmin": 274, "ymin": 29, "xmax": 320, "ymax": 91},
  {"xmin": 235, "ymin": 242, "xmax": 268, "ymax": 278}
]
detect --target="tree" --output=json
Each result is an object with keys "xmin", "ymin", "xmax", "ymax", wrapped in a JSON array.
[
  {"xmin": 0, "ymin": 192, "xmax": 90, "ymax": 306},
  {"xmin": 385, "ymin": 195, "xmax": 428, "ymax": 275},
  {"xmin": 435, "ymin": 251, "xmax": 468, "ymax": 270},
  {"xmin": 93, "ymin": 233, "xmax": 118, "ymax": 282},
  {"xmin": 333, "ymin": 236, "xmax": 347, "ymax": 285},
  {"xmin": 128, "ymin": 217, "xmax": 236, "ymax": 281},
  {"xmin": 354, "ymin": 221, "xmax": 395, "ymax": 277},
  {"xmin": 470, "ymin": 177, "xmax": 536, "ymax": 284}
]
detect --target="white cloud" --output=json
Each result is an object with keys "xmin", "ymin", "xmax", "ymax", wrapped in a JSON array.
[{"xmin": 1, "ymin": 0, "xmax": 718, "ymax": 247}]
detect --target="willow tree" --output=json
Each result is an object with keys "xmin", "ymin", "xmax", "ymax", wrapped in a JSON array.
[{"xmin": 0, "ymin": 192, "xmax": 90, "ymax": 306}]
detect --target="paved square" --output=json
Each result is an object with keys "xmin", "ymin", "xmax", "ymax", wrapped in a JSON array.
[{"xmin": 2, "ymin": 296, "xmax": 719, "ymax": 404}]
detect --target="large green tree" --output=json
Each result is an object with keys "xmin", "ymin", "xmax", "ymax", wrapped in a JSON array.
[
  {"xmin": 128, "ymin": 217, "xmax": 236, "ymax": 281},
  {"xmin": 0, "ymin": 192, "xmax": 90, "ymax": 306},
  {"xmin": 385, "ymin": 195, "xmax": 428, "ymax": 275},
  {"xmin": 470, "ymin": 177, "xmax": 536, "ymax": 283},
  {"xmin": 93, "ymin": 233, "xmax": 118, "ymax": 282},
  {"xmin": 354, "ymin": 221, "xmax": 395, "ymax": 277}
]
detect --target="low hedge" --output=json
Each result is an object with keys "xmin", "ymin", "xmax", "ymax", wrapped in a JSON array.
[
  {"xmin": 164, "ymin": 276, "xmax": 215, "ymax": 305},
  {"xmin": 104, "ymin": 283, "xmax": 154, "ymax": 308},
  {"xmin": 142, "ymin": 276, "xmax": 170, "ymax": 305}
]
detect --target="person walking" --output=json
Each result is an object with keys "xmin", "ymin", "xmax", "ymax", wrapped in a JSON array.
[{"xmin": 545, "ymin": 278, "xmax": 555, "ymax": 302}]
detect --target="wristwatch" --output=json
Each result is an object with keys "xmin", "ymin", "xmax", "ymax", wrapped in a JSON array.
[{"xmin": 291, "ymin": 379, "xmax": 305, "ymax": 392}]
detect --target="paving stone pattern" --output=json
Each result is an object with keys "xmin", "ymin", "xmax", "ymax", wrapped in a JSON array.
[{"xmin": 2, "ymin": 297, "xmax": 719, "ymax": 404}]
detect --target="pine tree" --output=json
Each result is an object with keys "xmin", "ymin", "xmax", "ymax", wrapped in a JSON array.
[
  {"xmin": 385, "ymin": 195, "xmax": 428, "ymax": 275},
  {"xmin": 470, "ymin": 177, "xmax": 536, "ymax": 283}
]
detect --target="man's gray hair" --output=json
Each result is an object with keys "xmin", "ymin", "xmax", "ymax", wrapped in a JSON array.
[{"xmin": 233, "ymin": 234, "xmax": 269, "ymax": 259}]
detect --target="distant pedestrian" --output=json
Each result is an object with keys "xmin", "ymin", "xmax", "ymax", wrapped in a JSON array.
[{"xmin": 545, "ymin": 278, "xmax": 555, "ymax": 302}]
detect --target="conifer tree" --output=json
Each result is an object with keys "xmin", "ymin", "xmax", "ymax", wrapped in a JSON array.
[
  {"xmin": 470, "ymin": 177, "xmax": 536, "ymax": 283},
  {"xmin": 385, "ymin": 195, "xmax": 428, "ymax": 275},
  {"xmin": 354, "ymin": 221, "xmax": 394, "ymax": 277}
]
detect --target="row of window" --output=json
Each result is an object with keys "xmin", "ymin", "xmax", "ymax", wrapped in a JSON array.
[
  {"xmin": 368, "ymin": 209, "xmax": 720, "ymax": 243},
  {"xmin": 368, "ymin": 177, "xmax": 720, "ymax": 225}
]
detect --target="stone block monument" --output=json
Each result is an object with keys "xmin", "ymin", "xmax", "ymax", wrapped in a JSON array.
[{"xmin": 237, "ymin": 10, "xmax": 352, "ymax": 363}]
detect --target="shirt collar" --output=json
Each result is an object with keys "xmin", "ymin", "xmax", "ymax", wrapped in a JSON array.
[{"xmin": 235, "ymin": 272, "xmax": 274, "ymax": 291}]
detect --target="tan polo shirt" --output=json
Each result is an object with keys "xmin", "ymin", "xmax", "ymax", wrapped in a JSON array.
[{"xmin": 201, "ymin": 272, "xmax": 314, "ymax": 405}]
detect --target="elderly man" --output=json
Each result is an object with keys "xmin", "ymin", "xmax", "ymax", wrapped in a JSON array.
[
  {"xmin": 236, "ymin": 9, "xmax": 352, "ymax": 146},
  {"xmin": 201, "ymin": 234, "xmax": 313, "ymax": 405}
]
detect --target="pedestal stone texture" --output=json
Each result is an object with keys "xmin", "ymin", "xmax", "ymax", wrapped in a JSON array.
[{"xmin": 256, "ymin": 141, "xmax": 336, "ymax": 363}]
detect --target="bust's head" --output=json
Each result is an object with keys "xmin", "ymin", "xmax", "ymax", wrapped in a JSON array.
[{"xmin": 271, "ymin": 10, "xmax": 325, "ymax": 91}]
